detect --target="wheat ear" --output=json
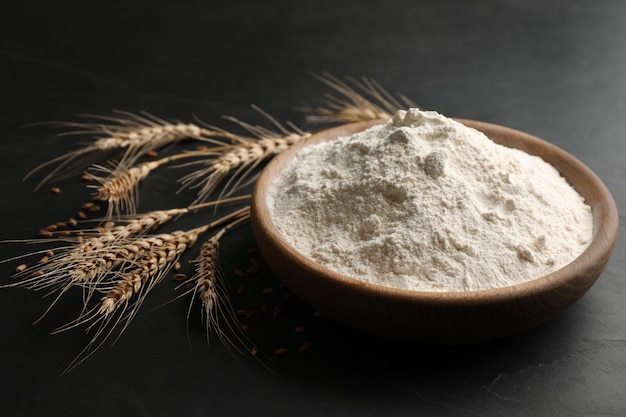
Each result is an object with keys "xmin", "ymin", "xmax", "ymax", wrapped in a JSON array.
[
  {"xmin": 89, "ymin": 159, "xmax": 165, "ymax": 219},
  {"xmin": 186, "ymin": 210, "xmax": 250, "ymax": 351},
  {"xmin": 4, "ymin": 196, "xmax": 250, "ymax": 318},
  {"xmin": 24, "ymin": 110, "xmax": 222, "ymax": 188},
  {"xmin": 59, "ymin": 227, "xmax": 203, "ymax": 373},
  {"xmin": 3, "ymin": 207, "xmax": 190, "ymax": 323},
  {"xmin": 179, "ymin": 108, "xmax": 311, "ymax": 205},
  {"xmin": 87, "ymin": 146, "xmax": 233, "ymax": 219},
  {"xmin": 181, "ymin": 133, "xmax": 310, "ymax": 205},
  {"xmin": 306, "ymin": 72, "xmax": 417, "ymax": 124},
  {"xmin": 55, "ymin": 205, "xmax": 249, "ymax": 373}
]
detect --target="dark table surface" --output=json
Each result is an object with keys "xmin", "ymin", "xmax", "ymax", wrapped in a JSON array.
[{"xmin": 1, "ymin": 1, "xmax": 625, "ymax": 416}]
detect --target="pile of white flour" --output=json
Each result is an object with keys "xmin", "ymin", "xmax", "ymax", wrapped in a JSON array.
[{"xmin": 267, "ymin": 109, "xmax": 593, "ymax": 291}]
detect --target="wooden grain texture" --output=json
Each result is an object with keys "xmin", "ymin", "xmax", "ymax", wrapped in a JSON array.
[{"xmin": 251, "ymin": 119, "xmax": 619, "ymax": 343}]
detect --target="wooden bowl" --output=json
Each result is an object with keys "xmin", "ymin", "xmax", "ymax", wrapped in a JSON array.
[{"xmin": 250, "ymin": 119, "xmax": 619, "ymax": 343}]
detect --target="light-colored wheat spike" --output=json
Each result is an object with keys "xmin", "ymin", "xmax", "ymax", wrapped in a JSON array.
[
  {"xmin": 3, "ymin": 208, "xmax": 190, "ymax": 323},
  {"xmin": 5, "ymin": 196, "xmax": 251, "ymax": 313},
  {"xmin": 58, "ymin": 225, "xmax": 206, "ymax": 373},
  {"xmin": 306, "ymin": 72, "xmax": 418, "ymax": 124},
  {"xmin": 99, "ymin": 227, "xmax": 205, "ymax": 317},
  {"xmin": 184, "ymin": 209, "xmax": 251, "ymax": 353},
  {"xmin": 87, "ymin": 146, "xmax": 234, "ymax": 219},
  {"xmin": 181, "ymin": 133, "xmax": 309, "ymax": 205},
  {"xmin": 89, "ymin": 159, "xmax": 163, "ymax": 219},
  {"xmin": 179, "ymin": 109, "xmax": 311, "ymax": 205},
  {"xmin": 24, "ymin": 110, "xmax": 225, "ymax": 189},
  {"xmin": 44, "ymin": 204, "xmax": 251, "ymax": 373}
]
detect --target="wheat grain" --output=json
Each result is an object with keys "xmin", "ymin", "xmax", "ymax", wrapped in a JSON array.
[{"xmin": 274, "ymin": 347, "xmax": 288, "ymax": 356}]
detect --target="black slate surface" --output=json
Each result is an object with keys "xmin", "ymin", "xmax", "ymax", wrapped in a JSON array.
[{"xmin": 1, "ymin": 1, "xmax": 625, "ymax": 416}]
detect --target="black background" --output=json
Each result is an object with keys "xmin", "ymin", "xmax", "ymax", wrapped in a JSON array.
[{"xmin": 1, "ymin": 1, "xmax": 625, "ymax": 416}]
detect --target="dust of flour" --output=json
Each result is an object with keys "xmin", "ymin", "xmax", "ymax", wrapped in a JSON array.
[{"xmin": 267, "ymin": 109, "xmax": 593, "ymax": 291}]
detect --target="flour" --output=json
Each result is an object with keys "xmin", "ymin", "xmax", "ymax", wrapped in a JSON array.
[{"xmin": 266, "ymin": 109, "xmax": 593, "ymax": 291}]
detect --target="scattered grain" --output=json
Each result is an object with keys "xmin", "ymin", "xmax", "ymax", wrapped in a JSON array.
[
  {"xmin": 50, "ymin": 186, "xmax": 61, "ymax": 194},
  {"xmin": 88, "ymin": 205, "xmax": 101, "ymax": 213},
  {"xmin": 299, "ymin": 342, "xmax": 312, "ymax": 353},
  {"xmin": 274, "ymin": 347, "xmax": 288, "ymax": 356},
  {"xmin": 81, "ymin": 174, "xmax": 93, "ymax": 182},
  {"xmin": 246, "ymin": 257, "xmax": 260, "ymax": 274},
  {"xmin": 31, "ymin": 270, "xmax": 44, "ymax": 278},
  {"xmin": 250, "ymin": 346, "xmax": 259, "ymax": 356},
  {"xmin": 15, "ymin": 264, "xmax": 27, "ymax": 273},
  {"xmin": 240, "ymin": 323, "xmax": 250, "ymax": 332},
  {"xmin": 261, "ymin": 287, "xmax": 275, "ymax": 295},
  {"xmin": 295, "ymin": 326, "xmax": 308, "ymax": 333},
  {"xmin": 82, "ymin": 202, "xmax": 94, "ymax": 210},
  {"xmin": 77, "ymin": 211, "xmax": 87, "ymax": 220},
  {"xmin": 233, "ymin": 268, "xmax": 245, "ymax": 277},
  {"xmin": 237, "ymin": 285, "xmax": 246, "ymax": 296},
  {"xmin": 68, "ymin": 218, "xmax": 77, "ymax": 227},
  {"xmin": 147, "ymin": 150, "xmax": 158, "ymax": 158},
  {"xmin": 174, "ymin": 261, "xmax": 181, "ymax": 271},
  {"xmin": 173, "ymin": 273, "xmax": 187, "ymax": 281},
  {"xmin": 39, "ymin": 255, "xmax": 49, "ymax": 264},
  {"xmin": 38, "ymin": 230, "xmax": 52, "ymax": 238},
  {"xmin": 273, "ymin": 304, "xmax": 284, "ymax": 317}
]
